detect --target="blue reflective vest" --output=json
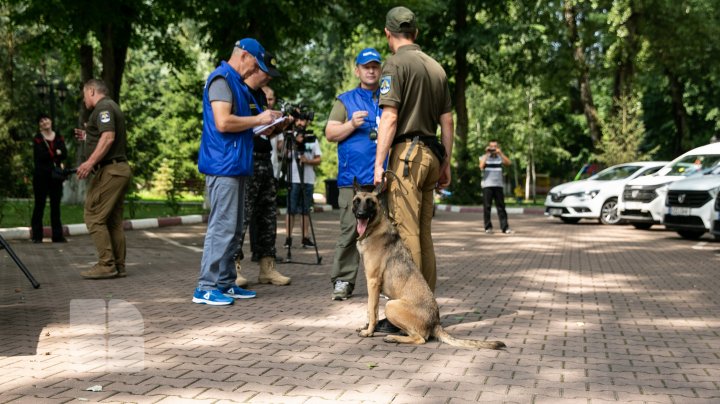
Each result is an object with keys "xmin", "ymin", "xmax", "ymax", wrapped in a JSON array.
[
  {"xmin": 336, "ymin": 87, "xmax": 383, "ymax": 187},
  {"xmin": 198, "ymin": 61, "xmax": 254, "ymax": 176}
]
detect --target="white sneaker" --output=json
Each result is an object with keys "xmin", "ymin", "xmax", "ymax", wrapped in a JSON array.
[{"xmin": 332, "ymin": 280, "xmax": 351, "ymax": 300}]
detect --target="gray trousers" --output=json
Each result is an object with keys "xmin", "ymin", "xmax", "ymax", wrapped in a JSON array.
[
  {"xmin": 197, "ymin": 175, "xmax": 246, "ymax": 291},
  {"xmin": 330, "ymin": 187, "xmax": 361, "ymax": 290}
]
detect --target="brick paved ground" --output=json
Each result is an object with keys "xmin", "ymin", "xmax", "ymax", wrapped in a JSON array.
[{"xmin": 1, "ymin": 211, "xmax": 719, "ymax": 403}]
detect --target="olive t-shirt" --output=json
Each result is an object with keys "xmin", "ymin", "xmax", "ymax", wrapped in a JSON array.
[
  {"xmin": 379, "ymin": 44, "xmax": 452, "ymax": 138},
  {"xmin": 86, "ymin": 97, "xmax": 127, "ymax": 162},
  {"xmin": 328, "ymin": 100, "xmax": 348, "ymax": 123}
]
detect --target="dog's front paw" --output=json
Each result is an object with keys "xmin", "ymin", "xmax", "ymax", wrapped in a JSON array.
[
  {"xmin": 356, "ymin": 323, "xmax": 369, "ymax": 333},
  {"xmin": 359, "ymin": 328, "xmax": 374, "ymax": 338}
]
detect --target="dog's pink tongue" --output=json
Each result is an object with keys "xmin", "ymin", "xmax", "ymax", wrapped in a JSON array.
[{"xmin": 357, "ymin": 218, "xmax": 369, "ymax": 237}]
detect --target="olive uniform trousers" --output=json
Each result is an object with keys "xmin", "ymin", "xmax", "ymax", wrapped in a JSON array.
[{"xmin": 84, "ymin": 162, "xmax": 132, "ymax": 270}]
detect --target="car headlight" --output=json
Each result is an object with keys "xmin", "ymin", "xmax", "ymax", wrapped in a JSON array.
[{"xmin": 565, "ymin": 190, "xmax": 600, "ymax": 200}]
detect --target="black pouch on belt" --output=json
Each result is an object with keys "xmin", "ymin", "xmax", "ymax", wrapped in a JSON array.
[{"xmin": 425, "ymin": 137, "xmax": 446, "ymax": 162}]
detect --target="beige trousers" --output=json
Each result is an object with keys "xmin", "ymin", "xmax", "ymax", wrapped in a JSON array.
[{"xmin": 387, "ymin": 140, "xmax": 440, "ymax": 292}]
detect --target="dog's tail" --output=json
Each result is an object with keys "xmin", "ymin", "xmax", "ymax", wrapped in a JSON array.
[{"xmin": 433, "ymin": 325, "xmax": 506, "ymax": 350}]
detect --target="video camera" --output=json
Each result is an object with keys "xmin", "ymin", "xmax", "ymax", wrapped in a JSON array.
[
  {"xmin": 279, "ymin": 100, "xmax": 315, "ymax": 122},
  {"xmin": 286, "ymin": 127, "xmax": 317, "ymax": 146}
]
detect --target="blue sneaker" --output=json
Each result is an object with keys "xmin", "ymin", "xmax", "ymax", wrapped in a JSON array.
[
  {"xmin": 192, "ymin": 288, "xmax": 234, "ymax": 305},
  {"xmin": 220, "ymin": 285, "xmax": 257, "ymax": 299}
]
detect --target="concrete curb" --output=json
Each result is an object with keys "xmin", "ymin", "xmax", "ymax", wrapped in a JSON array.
[
  {"xmin": 435, "ymin": 204, "xmax": 545, "ymax": 216},
  {"xmin": 0, "ymin": 214, "xmax": 211, "ymax": 241},
  {"xmin": 0, "ymin": 203, "xmax": 543, "ymax": 241},
  {"xmin": 0, "ymin": 205, "xmax": 335, "ymax": 242}
]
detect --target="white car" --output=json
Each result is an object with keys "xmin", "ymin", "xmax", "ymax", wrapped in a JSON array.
[
  {"xmin": 664, "ymin": 166, "xmax": 720, "ymax": 240},
  {"xmin": 545, "ymin": 162, "xmax": 666, "ymax": 225},
  {"xmin": 712, "ymin": 187, "xmax": 720, "ymax": 239},
  {"xmin": 619, "ymin": 142, "xmax": 720, "ymax": 229}
]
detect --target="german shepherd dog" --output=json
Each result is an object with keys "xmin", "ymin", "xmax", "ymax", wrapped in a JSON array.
[{"xmin": 352, "ymin": 181, "xmax": 506, "ymax": 349}]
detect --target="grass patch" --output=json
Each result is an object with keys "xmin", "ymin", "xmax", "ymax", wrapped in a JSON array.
[{"xmin": 0, "ymin": 199, "xmax": 207, "ymax": 228}]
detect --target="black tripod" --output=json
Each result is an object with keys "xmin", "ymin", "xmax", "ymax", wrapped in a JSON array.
[
  {"xmin": 281, "ymin": 131, "xmax": 322, "ymax": 265},
  {"xmin": 0, "ymin": 235, "xmax": 40, "ymax": 288}
]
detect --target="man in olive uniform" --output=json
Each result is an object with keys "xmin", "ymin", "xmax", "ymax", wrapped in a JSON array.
[
  {"xmin": 75, "ymin": 79, "xmax": 132, "ymax": 279},
  {"xmin": 374, "ymin": 6, "xmax": 454, "ymax": 293}
]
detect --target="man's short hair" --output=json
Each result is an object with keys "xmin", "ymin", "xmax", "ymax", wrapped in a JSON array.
[
  {"xmin": 389, "ymin": 30, "xmax": 416, "ymax": 40},
  {"xmin": 84, "ymin": 79, "xmax": 109, "ymax": 95},
  {"xmin": 37, "ymin": 113, "xmax": 51, "ymax": 122}
]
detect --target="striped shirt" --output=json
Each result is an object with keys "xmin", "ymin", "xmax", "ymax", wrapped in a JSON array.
[{"xmin": 482, "ymin": 155, "xmax": 504, "ymax": 188}]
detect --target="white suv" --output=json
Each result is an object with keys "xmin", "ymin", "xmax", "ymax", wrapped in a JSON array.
[
  {"xmin": 712, "ymin": 189, "xmax": 720, "ymax": 239},
  {"xmin": 618, "ymin": 143, "xmax": 720, "ymax": 229},
  {"xmin": 664, "ymin": 167, "xmax": 720, "ymax": 240}
]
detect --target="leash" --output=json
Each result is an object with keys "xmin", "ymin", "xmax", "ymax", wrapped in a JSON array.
[{"xmin": 381, "ymin": 170, "xmax": 408, "ymax": 196}]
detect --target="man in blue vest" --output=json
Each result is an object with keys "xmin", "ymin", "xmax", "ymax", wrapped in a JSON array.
[
  {"xmin": 326, "ymin": 48, "xmax": 383, "ymax": 301},
  {"xmin": 192, "ymin": 38, "xmax": 283, "ymax": 306}
]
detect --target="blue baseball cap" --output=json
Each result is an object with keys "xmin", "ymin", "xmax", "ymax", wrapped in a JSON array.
[
  {"xmin": 235, "ymin": 38, "xmax": 269, "ymax": 74},
  {"xmin": 355, "ymin": 48, "xmax": 381, "ymax": 65}
]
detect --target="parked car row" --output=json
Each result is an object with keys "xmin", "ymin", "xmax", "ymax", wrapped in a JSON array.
[{"xmin": 545, "ymin": 142, "xmax": 720, "ymax": 240}]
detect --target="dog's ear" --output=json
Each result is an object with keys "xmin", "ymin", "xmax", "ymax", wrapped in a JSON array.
[
  {"xmin": 353, "ymin": 177, "xmax": 360, "ymax": 194},
  {"xmin": 373, "ymin": 182, "xmax": 384, "ymax": 196}
]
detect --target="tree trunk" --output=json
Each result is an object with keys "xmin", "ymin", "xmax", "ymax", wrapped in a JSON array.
[
  {"xmin": 99, "ymin": 21, "xmax": 131, "ymax": 104},
  {"xmin": 453, "ymin": 0, "xmax": 469, "ymax": 155},
  {"xmin": 452, "ymin": 0, "xmax": 470, "ymax": 196},
  {"xmin": 78, "ymin": 43, "xmax": 93, "ymax": 128},
  {"xmin": 564, "ymin": 1, "xmax": 602, "ymax": 146},
  {"xmin": 612, "ymin": 9, "xmax": 638, "ymax": 109},
  {"xmin": 666, "ymin": 68, "xmax": 689, "ymax": 155},
  {"xmin": 63, "ymin": 43, "xmax": 94, "ymax": 205},
  {"xmin": 525, "ymin": 163, "xmax": 531, "ymax": 200}
]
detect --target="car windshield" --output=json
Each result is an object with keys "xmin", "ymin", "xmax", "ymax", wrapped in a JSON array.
[
  {"xmin": 705, "ymin": 165, "xmax": 720, "ymax": 175},
  {"xmin": 639, "ymin": 166, "xmax": 663, "ymax": 177},
  {"xmin": 661, "ymin": 154, "xmax": 720, "ymax": 177},
  {"xmin": 590, "ymin": 165, "xmax": 642, "ymax": 181}
]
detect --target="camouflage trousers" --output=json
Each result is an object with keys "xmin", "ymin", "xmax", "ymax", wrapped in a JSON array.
[{"xmin": 240, "ymin": 155, "xmax": 277, "ymax": 259}]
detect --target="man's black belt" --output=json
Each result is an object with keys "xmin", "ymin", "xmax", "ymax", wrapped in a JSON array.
[
  {"xmin": 392, "ymin": 134, "xmax": 437, "ymax": 146},
  {"xmin": 253, "ymin": 152, "xmax": 272, "ymax": 158},
  {"xmin": 95, "ymin": 157, "xmax": 127, "ymax": 170},
  {"xmin": 392, "ymin": 134, "xmax": 446, "ymax": 176}
]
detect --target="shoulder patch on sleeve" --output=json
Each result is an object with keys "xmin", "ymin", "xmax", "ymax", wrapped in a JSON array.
[
  {"xmin": 380, "ymin": 76, "xmax": 392, "ymax": 95},
  {"xmin": 99, "ymin": 111, "xmax": 111, "ymax": 123}
]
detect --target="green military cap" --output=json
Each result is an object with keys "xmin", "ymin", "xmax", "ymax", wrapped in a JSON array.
[{"xmin": 385, "ymin": 6, "xmax": 417, "ymax": 33}]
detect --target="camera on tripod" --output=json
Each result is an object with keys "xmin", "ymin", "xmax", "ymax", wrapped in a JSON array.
[
  {"xmin": 287, "ymin": 127, "xmax": 317, "ymax": 146},
  {"xmin": 279, "ymin": 100, "xmax": 315, "ymax": 122}
]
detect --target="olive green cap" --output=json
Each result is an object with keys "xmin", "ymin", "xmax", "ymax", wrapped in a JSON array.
[{"xmin": 385, "ymin": 6, "xmax": 417, "ymax": 33}]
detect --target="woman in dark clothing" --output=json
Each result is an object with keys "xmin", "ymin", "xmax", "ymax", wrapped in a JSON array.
[{"xmin": 31, "ymin": 114, "xmax": 68, "ymax": 243}]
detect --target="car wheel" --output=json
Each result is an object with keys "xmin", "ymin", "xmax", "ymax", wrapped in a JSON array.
[
  {"xmin": 560, "ymin": 217, "xmax": 581, "ymax": 224},
  {"xmin": 677, "ymin": 230, "xmax": 705, "ymax": 240},
  {"xmin": 599, "ymin": 198, "xmax": 620, "ymax": 225},
  {"xmin": 632, "ymin": 223, "xmax": 653, "ymax": 230}
]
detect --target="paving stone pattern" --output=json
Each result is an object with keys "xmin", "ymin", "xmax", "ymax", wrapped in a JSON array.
[{"xmin": 1, "ymin": 211, "xmax": 719, "ymax": 403}]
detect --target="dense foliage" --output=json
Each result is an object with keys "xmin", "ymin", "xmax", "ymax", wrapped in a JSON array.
[{"xmin": 1, "ymin": 0, "xmax": 718, "ymax": 205}]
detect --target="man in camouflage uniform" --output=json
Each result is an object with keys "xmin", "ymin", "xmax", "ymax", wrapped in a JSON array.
[{"xmin": 235, "ymin": 53, "xmax": 291, "ymax": 287}]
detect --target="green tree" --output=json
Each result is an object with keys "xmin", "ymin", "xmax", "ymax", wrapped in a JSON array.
[{"xmin": 594, "ymin": 95, "xmax": 657, "ymax": 166}]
